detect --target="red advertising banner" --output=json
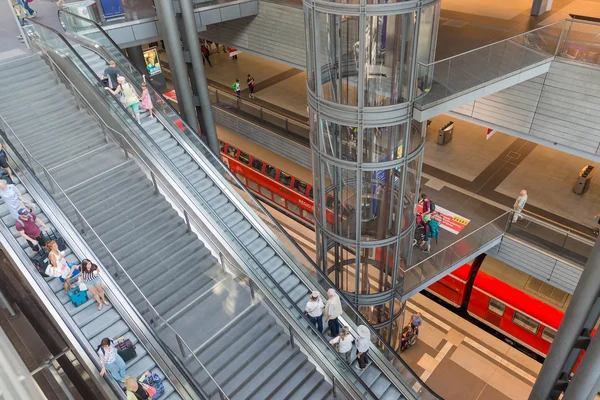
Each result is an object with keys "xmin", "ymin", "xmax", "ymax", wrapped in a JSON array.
[
  {"xmin": 163, "ymin": 90, "xmax": 178, "ymax": 103},
  {"xmin": 417, "ymin": 203, "xmax": 470, "ymax": 235}
]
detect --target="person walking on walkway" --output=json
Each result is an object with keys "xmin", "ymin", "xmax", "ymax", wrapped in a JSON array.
[
  {"xmin": 304, "ymin": 291, "xmax": 324, "ymax": 332},
  {"xmin": 330, "ymin": 326, "xmax": 354, "ymax": 363},
  {"xmin": 201, "ymin": 44, "xmax": 212, "ymax": 67},
  {"xmin": 232, "ymin": 79, "xmax": 241, "ymax": 99},
  {"xmin": 97, "ymin": 337, "xmax": 127, "ymax": 381},
  {"xmin": 0, "ymin": 179, "xmax": 22, "ymax": 220},
  {"xmin": 411, "ymin": 312, "xmax": 423, "ymax": 335},
  {"xmin": 15, "ymin": 208, "xmax": 48, "ymax": 253},
  {"xmin": 80, "ymin": 259, "xmax": 110, "ymax": 311},
  {"xmin": 247, "ymin": 74, "xmax": 255, "ymax": 99},
  {"xmin": 18, "ymin": 0, "xmax": 36, "ymax": 18},
  {"xmin": 513, "ymin": 189, "xmax": 528, "ymax": 223},
  {"xmin": 325, "ymin": 288, "xmax": 342, "ymax": 337},
  {"xmin": 355, "ymin": 325, "xmax": 370, "ymax": 370}
]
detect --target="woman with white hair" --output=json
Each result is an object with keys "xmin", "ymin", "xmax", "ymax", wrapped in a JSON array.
[
  {"xmin": 355, "ymin": 325, "xmax": 371, "ymax": 370},
  {"xmin": 325, "ymin": 288, "xmax": 342, "ymax": 337},
  {"xmin": 105, "ymin": 76, "xmax": 141, "ymax": 124},
  {"xmin": 0, "ymin": 179, "xmax": 22, "ymax": 220}
]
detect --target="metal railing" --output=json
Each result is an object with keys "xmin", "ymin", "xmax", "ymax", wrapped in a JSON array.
[
  {"xmin": 416, "ymin": 18, "xmax": 600, "ymax": 108},
  {"xmin": 20, "ymin": 22, "xmax": 399, "ymax": 400},
  {"xmin": 48, "ymin": 13, "xmax": 445, "ymax": 399}
]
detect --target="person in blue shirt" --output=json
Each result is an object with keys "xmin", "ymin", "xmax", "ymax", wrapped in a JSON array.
[{"xmin": 411, "ymin": 312, "xmax": 423, "ymax": 335}]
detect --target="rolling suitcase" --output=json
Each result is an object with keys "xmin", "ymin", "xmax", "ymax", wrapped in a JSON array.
[
  {"xmin": 68, "ymin": 287, "xmax": 88, "ymax": 307},
  {"xmin": 44, "ymin": 228, "xmax": 66, "ymax": 251},
  {"xmin": 30, "ymin": 248, "xmax": 49, "ymax": 278},
  {"xmin": 116, "ymin": 338, "xmax": 137, "ymax": 362}
]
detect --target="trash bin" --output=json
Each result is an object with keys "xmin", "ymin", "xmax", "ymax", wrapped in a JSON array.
[
  {"xmin": 61, "ymin": 0, "xmax": 98, "ymax": 30},
  {"xmin": 574, "ymin": 165, "xmax": 594, "ymax": 194},
  {"xmin": 437, "ymin": 121, "xmax": 454, "ymax": 145}
]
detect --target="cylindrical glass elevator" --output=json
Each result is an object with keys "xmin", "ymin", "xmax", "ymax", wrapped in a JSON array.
[{"xmin": 304, "ymin": 0, "xmax": 440, "ymax": 347}]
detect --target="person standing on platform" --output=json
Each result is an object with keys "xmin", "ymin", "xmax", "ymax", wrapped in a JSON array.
[
  {"xmin": 513, "ymin": 189, "xmax": 528, "ymax": 223},
  {"xmin": 325, "ymin": 288, "xmax": 342, "ymax": 337},
  {"xmin": 410, "ymin": 312, "xmax": 423, "ymax": 335},
  {"xmin": 247, "ymin": 74, "xmax": 255, "ymax": 99},
  {"xmin": 201, "ymin": 44, "xmax": 212, "ymax": 67},
  {"xmin": 304, "ymin": 291, "xmax": 325, "ymax": 332},
  {"xmin": 232, "ymin": 79, "xmax": 241, "ymax": 99}
]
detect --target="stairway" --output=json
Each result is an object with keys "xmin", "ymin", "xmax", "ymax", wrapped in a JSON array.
[
  {"xmin": 0, "ymin": 153, "xmax": 180, "ymax": 398},
  {"xmin": 0, "ymin": 54, "xmax": 336, "ymax": 399},
  {"xmin": 57, "ymin": 36, "xmax": 415, "ymax": 398}
]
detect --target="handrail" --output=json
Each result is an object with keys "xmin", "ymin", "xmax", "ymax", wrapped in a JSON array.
[
  {"xmin": 53, "ymin": 11, "xmax": 443, "ymax": 398},
  {"xmin": 419, "ymin": 19, "xmax": 567, "ymax": 66},
  {"xmin": 26, "ymin": 22, "xmax": 389, "ymax": 400},
  {"xmin": 521, "ymin": 210, "xmax": 596, "ymax": 242},
  {"xmin": 20, "ymin": 29, "xmax": 229, "ymax": 400}
]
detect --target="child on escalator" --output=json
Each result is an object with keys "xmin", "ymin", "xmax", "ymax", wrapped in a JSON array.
[{"xmin": 139, "ymin": 81, "xmax": 154, "ymax": 119}]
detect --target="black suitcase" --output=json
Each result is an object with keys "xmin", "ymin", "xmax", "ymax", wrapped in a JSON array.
[
  {"xmin": 116, "ymin": 339, "xmax": 137, "ymax": 362},
  {"xmin": 30, "ymin": 248, "xmax": 49, "ymax": 278},
  {"xmin": 44, "ymin": 228, "xmax": 66, "ymax": 251}
]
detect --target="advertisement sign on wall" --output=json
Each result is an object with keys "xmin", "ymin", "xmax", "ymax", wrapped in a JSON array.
[{"xmin": 143, "ymin": 47, "xmax": 162, "ymax": 76}]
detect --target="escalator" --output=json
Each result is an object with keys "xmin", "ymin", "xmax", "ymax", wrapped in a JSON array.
[{"xmin": 19, "ymin": 15, "xmax": 443, "ymax": 400}]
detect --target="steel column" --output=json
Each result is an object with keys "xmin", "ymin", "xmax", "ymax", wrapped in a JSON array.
[
  {"xmin": 178, "ymin": 0, "xmax": 220, "ymax": 155},
  {"xmin": 154, "ymin": 0, "xmax": 198, "ymax": 133},
  {"xmin": 563, "ymin": 331, "xmax": 600, "ymax": 400},
  {"xmin": 530, "ymin": 238, "xmax": 600, "ymax": 399}
]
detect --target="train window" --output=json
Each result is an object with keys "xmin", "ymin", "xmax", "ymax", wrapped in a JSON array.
[
  {"xmin": 235, "ymin": 173, "xmax": 246, "ymax": 184},
  {"xmin": 251, "ymin": 157, "xmax": 264, "ymax": 172},
  {"xmin": 274, "ymin": 193, "xmax": 286, "ymax": 206},
  {"xmin": 278, "ymin": 171, "xmax": 292, "ymax": 187},
  {"xmin": 238, "ymin": 151, "xmax": 250, "ymax": 165},
  {"xmin": 226, "ymin": 145, "xmax": 238, "ymax": 158},
  {"xmin": 541, "ymin": 327, "xmax": 557, "ymax": 343},
  {"xmin": 288, "ymin": 203, "xmax": 300, "ymax": 215},
  {"xmin": 303, "ymin": 210, "xmax": 315, "ymax": 222},
  {"xmin": 325, "ymin": 196, "xmax": 335, "ymax": 209},
  {"xmin": 219, "ymin": 141, "xmax": 225, "ymax": 152},
  {"xmin": 308, "ymin": 187, "xmax": 313, "ymax": 199},
  {"xmin": 294, "ymin": 180, "xmax": 308, "ymax": 195},
  {"xmin": 512, "ymin": 311, "xmax": 540, "ymax": 334},
  {"xmin": 265, "ymin": 164, "xmax": 277, "ymax": 179},
  {"xmin": 488, "ymin": 298, "xmax": 506, "ymax": 316},
  {"xmin": 260, "ymin": 186, "xmax": 272, "ymax": 199},
  {"xmin": 247, "ymin": 179, "xmax": 259, "ymax": 191}
]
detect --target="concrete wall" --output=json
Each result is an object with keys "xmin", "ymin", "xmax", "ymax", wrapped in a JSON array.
[
  {"xmin": 488, "ymin": 236, "xmax": 582, "ymax": 294},
  {"xmin": 451, "ymin": 59, "xmax": 600, "ymax": 162},
  {"xmin": 199, "ymin": 1, "xmax": 307, "ymax": 69}
]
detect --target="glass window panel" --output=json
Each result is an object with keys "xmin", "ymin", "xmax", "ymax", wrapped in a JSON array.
[
  {"xmin": 226, "ymin": 145, "xmax": 238, "ymax": 158},
  {"xmin": 278, "ymin": 171, "xmax": 292, "ymax": 186},
  {"xmin": 542, "ymin": 326, "xmax": 556, "ymax": 343},
  {"xmin": 274, "ymin": 194, "xmax": 286, "ymax": 206},
  {"xmin": 260, "ymin": 186, "xmax": 273, "ymax": 198},
  {"xmin": 239, "ymin": 151, "xmax": 250, "ymax": 165},
  {"xmin": 247, "ymin": 179, "xmax": 259, "ymax": 191},
  {"xmin": 219, "ymin": 141, "xmax": 225, "ymax": 152},
  {"xmin": 265, "ymin": 164, "xmax": 277, "ymax": 179},
  {"xmin": 303, "ymin": 210, "xmax": 315, "ymax": 222},
  {"xmin": 235, "ymin": 173, "xmax": 245, "ymax": 183},
  {"xmin": 512, "ymin": 311, "xmax": 539, "ymax": 334},
  {"xmin": 289, "ymin": 203, "xmax": 301, "ymax": 215},
  {"xmin": 251, "ymin": 157, "xmax": 264, "ymax": 172},
  {"xmin": 488, "ymin": 298, "xmax": 506, "ymax": 316},
  {"xmin": 294, "ymin": 179, "xmax": 308, "ymax": 195}
]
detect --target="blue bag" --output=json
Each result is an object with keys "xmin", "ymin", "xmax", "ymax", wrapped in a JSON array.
[
  {"xmin": 68, "ymin": 287, "xmax": 88, "ymax": 307},
  {"xmin": 141, "ymin": 371, "xmax": 165, "ymax": 398}
]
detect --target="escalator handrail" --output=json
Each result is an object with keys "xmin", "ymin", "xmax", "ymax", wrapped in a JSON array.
[
  {"xmin": 25, "ymin": 23, "xmax": 384, "ymax": 400},
  {"xmin": 54, "ymin": 11, "xmax": 445, "ymax": 397}
]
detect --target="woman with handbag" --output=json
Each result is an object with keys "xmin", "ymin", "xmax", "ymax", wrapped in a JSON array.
[
  {"xmin": 80, "ymin": 259, "xmax": 109, "ymax": 311},
  {"xmin": 329, "ymin": 326, "xmax": 354, "ymax": 364},
  {"xmin": 125, "ymin": 376, "xmax": 156, "ymax": 400},
  {"xmin": 105, "ymin": 76, "xmax": 141, "ymax": 124},
  {"xmin": 47, "ymin": 240, "xmax": 80, "ymax": 294}
]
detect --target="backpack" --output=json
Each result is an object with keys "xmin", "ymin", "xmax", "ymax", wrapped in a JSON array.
[
  {"xmin": 426, "ymin": 199, "xmax": 436, "ymax": 213},
  {"xmin": 428, "ymin": 220, "xmax": 440, "ymax": 240}
]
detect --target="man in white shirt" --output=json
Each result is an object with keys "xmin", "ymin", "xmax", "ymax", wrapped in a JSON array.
[
  {"xmin": 304, "ymin": 291, "xmax": 325, "ymax": 333},
  {"xmin": 513, "ymin": 189, "xmax": 528, "ymax": 223},
  {"xmin": 325, "ymin": 289, "xmax": 342, "ymax": 337}
]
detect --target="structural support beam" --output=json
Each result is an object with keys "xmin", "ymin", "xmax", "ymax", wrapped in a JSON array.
[
  {"xmin": 154, "ymin": 0, "xmax": 198, "ymax": 133},
  {"xmin": 529, "ymin": 238, "xmax": 600, "ymax": 400},
  {"xmin": 178, "ymin": 0, "xmax": 220, "ymax": 155},
  {"xmin": 563, "ymin": 331, "xmax": 600, "ymax": 400},
  {"xmin": 531, "ymin": 0, "xmax": 552, "ymax": 16}
]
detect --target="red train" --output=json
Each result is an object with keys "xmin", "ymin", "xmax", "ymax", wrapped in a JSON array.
[
  {"xmin": 219, "ymin": 139, "xmax": 571, "ymax": 361},
  {"xmin": 427, "ymin": 258, "xmax": 562, "ymax": 359}
]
